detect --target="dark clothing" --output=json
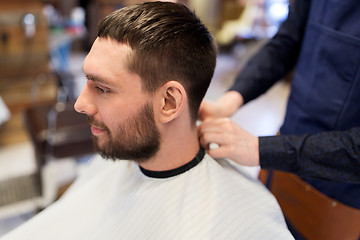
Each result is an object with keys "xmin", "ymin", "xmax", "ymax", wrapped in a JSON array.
[
  {"xmin": 230, "ymin": 0, "xmax": 310, "ymax": 104},
  {"xmin": 281, "ymin": 0, "xmax": 360, "ymax": 135},
  {"xmin": 230, "ymin": 0, "xmax": 360, "ymax": 210},
  {"xmin": 259, "ymin": 127, "xmax": 360, "ymax": 183}
]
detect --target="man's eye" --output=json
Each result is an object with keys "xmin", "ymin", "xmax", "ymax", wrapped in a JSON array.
[{"xmin": 95, "ymin": 86, "xmax": 110, "ymax": 93}]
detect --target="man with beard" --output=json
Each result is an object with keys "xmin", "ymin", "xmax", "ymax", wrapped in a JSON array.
[{"xmin": 2, "ymin": 2, "xmax": 293, "ymax": 239}]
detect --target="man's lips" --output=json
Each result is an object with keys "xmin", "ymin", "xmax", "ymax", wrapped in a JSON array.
[{"xmin": 90, "ymin": 125, "xmax": 106, "ymax": 136}]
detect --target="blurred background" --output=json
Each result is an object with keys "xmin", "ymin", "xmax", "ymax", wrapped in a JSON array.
[{"xmin": 0, "ymin": 0, "xmax": 289, "ymax": 236}]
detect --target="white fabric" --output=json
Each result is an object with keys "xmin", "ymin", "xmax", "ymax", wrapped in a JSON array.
[
  {"xmin": 0, "ymin": 96, "xmax": 10, "ymax": 126},
  {"xmin": 2, "ymin": 154, "xmax": 294, "ymax": 240}
]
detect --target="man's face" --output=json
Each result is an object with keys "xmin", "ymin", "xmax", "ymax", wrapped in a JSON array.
[
  {"xmin": 87, "ymin": 101, "xmax": 160, "ymax": 160},
  {"xmin": 74, "ymin": 37, "xmax": 160, "ymax": 161}
]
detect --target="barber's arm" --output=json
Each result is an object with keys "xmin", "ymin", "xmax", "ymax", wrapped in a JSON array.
[
  {"xmin": 198, "ymin": 118, "xmax": 360, "ymax": 183},
  {"xmin": 229, "ymin": 0, "xmax": 310, "ymax": 104},
  {"xmin": 260, "ymin": 127, "xmax": 360, "ymax": 183},
  {"xmin": 198, "ymin": 0, "xmax": 310, "ymax": 120}
]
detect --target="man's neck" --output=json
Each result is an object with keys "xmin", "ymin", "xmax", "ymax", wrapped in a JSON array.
[{"xmin": 137, "ymin": 122, "xmax": 200, "ymax": 172}]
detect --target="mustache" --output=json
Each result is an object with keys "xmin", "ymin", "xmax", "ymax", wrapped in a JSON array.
[{"xmin": 86, "ymin": 116, "xmax": 107, "ymax": 130}]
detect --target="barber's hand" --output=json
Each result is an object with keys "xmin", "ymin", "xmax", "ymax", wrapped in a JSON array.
[
  {"xmin": 198, "ymin": 91, "xmax": 244, "ymax": 121},
  {"xmin": 198, "ymin": 118, "xmax": 260, "ymax": 166},
  {"xmin": 198, "ymin": 101, "xmax": 224, "ymax": 120}
]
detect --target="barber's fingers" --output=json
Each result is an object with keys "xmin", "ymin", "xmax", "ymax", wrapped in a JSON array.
[
  {"xmin": 198, "ymin": 101, "xmax": 217, "ymax": 121},
  {"xmin": 198, "ymin": 101, "xmax": 234, "ymax": 121},
  {"xmin": 199, "ymin": 118, "xmax": 235, "ymax": 132},
  {"xmin": 198, "ymin": 118, "xmax": 238, "ymax": 156},
  {"xmin": 198, "ymin": 118, "xmax": 239, "ymax": 148},
  {"xmin": 207, "ymin": 145, "xmax": 234, "ymax": 159},
  {"xmin": 198, "ymin": 101, "xmax": 208, "ymax": 121},
  {"xmin": 198, "ymin": 117, "xmax": 260, "ymax": 166},
  {"xmin": 199, "ymin": 131, "xmax": 231, "ymax": 149},
  {"xmin": 199, "ymin": 131, "xmax": 237, "ymax": 160}
]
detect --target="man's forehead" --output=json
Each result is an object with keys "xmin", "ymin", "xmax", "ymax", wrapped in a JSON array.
[
  {"xmin": 84, "ymin": 37, "xmax": 132, "ymax": 66},
  {"xmin": 82, "ymin": 38, "xmax": 134, "ymax": 83},
  {"xmin": 93, "ymin": 37, "xmax": 132, "ymax": 54}
]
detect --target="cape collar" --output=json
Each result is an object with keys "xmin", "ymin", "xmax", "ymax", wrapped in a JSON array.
[{"xmin": 139, "ymin": 147, "xmax": 205, "ymax": 179}]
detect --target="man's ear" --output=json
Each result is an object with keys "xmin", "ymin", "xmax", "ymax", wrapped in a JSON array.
[{"xmin": 157, "ymin": 81, "xmax": 186, "ymax": 123}]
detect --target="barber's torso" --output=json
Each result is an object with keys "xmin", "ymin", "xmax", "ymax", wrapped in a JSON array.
[{"xmin": 281, "ymin": 0, "xmax": 360, "ymax": 208}]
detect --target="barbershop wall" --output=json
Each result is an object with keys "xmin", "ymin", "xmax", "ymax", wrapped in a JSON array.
[
  {"xmin": 0, "ymin": 0, "xmax": 288, "ymax": 143},
  {"xmin": 0, "ymin": 0, "xmax": 289, "ymax": 236}
]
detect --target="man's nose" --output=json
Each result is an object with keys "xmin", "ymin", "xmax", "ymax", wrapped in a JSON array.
[{"xmin": 74, "ymin": 85, "xmax": 97, "ymax": 116}]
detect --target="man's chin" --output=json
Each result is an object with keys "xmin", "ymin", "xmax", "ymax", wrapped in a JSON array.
[
  {"xmin": 92, "ymin": 137, "xmax": 124, "ymax": 161},
  {"xmin": 92, "ymin": 136, "xmax": 108, "ymax": 152},
  {"xmin": 92, "ymin": 140, "xmax": 157, "ymax": 161}
]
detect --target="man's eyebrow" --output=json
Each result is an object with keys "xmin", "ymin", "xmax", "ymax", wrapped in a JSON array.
[
  {"xmin": 82, "ymin": 66, "xmax": 108, "ymax": 84},
  {"xmin": 84, "ymin": 73, "xmax": 111, "ymax": 86},
  {"xmin": 86, "ymin": 74, "xmax": 100, "ymax": 82}
]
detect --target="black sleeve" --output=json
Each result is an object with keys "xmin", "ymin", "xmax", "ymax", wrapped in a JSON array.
[
  {"xmin": 229, "ymin": 0, "xmax": 310, "ymax": 104},
  {"xmin": 259, "ymin": 127, "xmax": 360, "ymax": 183}
]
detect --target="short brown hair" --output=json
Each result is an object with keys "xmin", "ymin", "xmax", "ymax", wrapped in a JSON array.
[{"xmin": 97, "ymin": 1, "xmax": 217, "ymax": 122}]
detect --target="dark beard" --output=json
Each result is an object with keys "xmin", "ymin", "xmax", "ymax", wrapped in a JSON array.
[{"xmin": 88, "ymin": 102, "xmax": 161, "ymax": 161}]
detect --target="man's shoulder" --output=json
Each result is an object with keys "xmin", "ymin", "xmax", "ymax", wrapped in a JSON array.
[
  {"xmin": 198, "ymin": 154, "xmax": 279, "ymax": 206},
  {"xmin": 180, "ymin": 154, "xmax": 293, "ymax": 239},
  {"xmin": 202, "ymin": 154, "xmax": 262, "ymax": 185},
  {"xmin": 64, "ymin": 155, "xmax": 138, "ymax": 194}
]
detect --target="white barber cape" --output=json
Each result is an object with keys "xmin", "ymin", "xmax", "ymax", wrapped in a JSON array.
[{"xmin": 2, "ymin": 149, "xmax": 294, "ymax": 239}]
